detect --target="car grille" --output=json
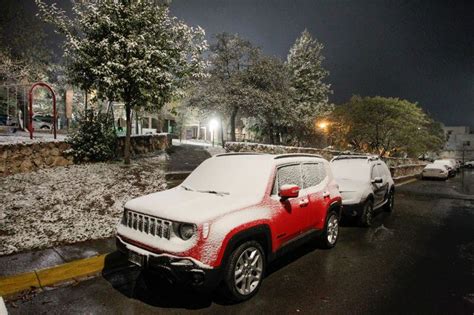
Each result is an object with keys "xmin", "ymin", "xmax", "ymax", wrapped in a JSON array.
[{"xmin": 124, "ymin": 210, "xmax": 172, "ymax": 240}]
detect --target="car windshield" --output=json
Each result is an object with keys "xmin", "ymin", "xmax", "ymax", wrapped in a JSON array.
[
  {"xmin": 330, "ymin": 159, "xmax": 370, "ymax": 181},
  {"xmin": 181, "ymin": 155, "xmax": 273, "ymax": 197}
]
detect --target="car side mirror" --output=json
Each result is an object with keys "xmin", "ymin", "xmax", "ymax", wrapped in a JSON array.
[
  {"xmin": 371, "ymin": 177, "xmax": 383, "ymax": 184},
  {"xmin": 279, "ymin": 184, "xmax": 300, "ymax": 200}
]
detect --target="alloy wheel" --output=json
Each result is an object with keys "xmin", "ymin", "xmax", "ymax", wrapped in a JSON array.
[
  {"xmin": 233, "ymin": 247, "xmax": 263, "ymax": 295},
  {"xmin": 327, "ymin": 214, "xmax": 339, "ymax": 245}
]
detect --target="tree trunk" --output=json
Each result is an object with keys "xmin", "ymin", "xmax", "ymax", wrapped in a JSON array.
[
  {"xmin": 84, "ymin": 90, "xmax": 88, "ymax": 113},
  {"xmin": 268, "ymin": 123, "xmax": 275, "ymax": 145},
  {"xmin": 124, "ymin": 105, "xmax": 132, "ymax": 165},
  {"xmin": 230, "ymin": 106, "xmax": 238, "ymax": 142},
  {"xmin": 219, "ymin": 117, "xmax": 225, "ymax": 148}
]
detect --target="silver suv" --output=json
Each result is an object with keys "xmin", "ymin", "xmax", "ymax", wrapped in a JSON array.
[{"xmin": 330, "ymin": 155, "xmax": 395, "ymax": 227}]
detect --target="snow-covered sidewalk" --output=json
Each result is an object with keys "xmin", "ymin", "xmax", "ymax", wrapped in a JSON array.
[{"xmin": 0, "ymin": 155, "xmax": 168, "ymax": 256}]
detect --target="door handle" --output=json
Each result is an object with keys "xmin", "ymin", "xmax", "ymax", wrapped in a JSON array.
[
  {"xmin": 299, "ymin": 199, "xmax": 309, "ymax": 207},
  {"xmin": 323, "ymin": 191, "xmax": 330, "ymax": 198}
]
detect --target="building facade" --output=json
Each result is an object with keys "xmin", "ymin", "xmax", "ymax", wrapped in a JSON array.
[{"xmin": 441, "ymin": 126, "xmax": 474, "ymax": 162}]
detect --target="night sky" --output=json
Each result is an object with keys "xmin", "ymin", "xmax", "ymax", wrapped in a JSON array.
[
  {"xmin": 170, "ymin": 0, "xmax": 473, "ymax": 127},
  {"xmin": 1, "ymin": 0, "xmax": 472, "ymax": 126}
]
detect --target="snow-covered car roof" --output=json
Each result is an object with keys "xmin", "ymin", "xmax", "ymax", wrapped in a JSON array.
[
  {"xmin": 214, "ymin": 152, "xmax": 326, "ymax": 165},
  {"xmin": 330, "ymin": 154, "xmax": 380, "ymax": 163},
  {"xmin": 425, "ymin": 163, "xmax": 448, "ymax": 169}
]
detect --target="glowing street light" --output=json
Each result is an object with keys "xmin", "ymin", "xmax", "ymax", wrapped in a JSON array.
[
  {"xmin": 209, "ymin": 118, "xmax": 219, "ymax": 146},
  {"xmin": 317, "ymin": 120, "xmax": 329, "ymax": 131}
]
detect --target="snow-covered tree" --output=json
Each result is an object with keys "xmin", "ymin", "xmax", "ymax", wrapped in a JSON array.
[
  {"xmin": 287, "ymin": 30, "xmax": 332, "ymax": 145},
  {"xmin": 36, "ymin": 0, "xmax": 207, "ymax": 163},
  {"xmin": 188, "ymin": 33, "xmax": 259, "ymax": 142},
  {"xmin": 241, "ymin": 55, "xmax": 291, "ymax": 144}
]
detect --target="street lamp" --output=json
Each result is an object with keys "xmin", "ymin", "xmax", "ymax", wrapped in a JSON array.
[
  {"xmin": 316, "ymin": 120, "xmax": 330, "ymax": 148},
  {"xmin": 209, "ymin": 118, "xmax": 218, "ymax": 147}
]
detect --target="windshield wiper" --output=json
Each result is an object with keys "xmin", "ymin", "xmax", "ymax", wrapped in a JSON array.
[
  {"xmin": 196, "ymin": 189, "xmax": 230, "ymax": 196},
  {"xmin": 181, "ymin": 185, "xmax": 195, "ymax": 191}
]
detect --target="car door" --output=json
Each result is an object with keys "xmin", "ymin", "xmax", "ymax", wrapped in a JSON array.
[
  {"xmin": 377, "ymin": 164, "xmax": 390, "ymax": 202},
  {"xmin": 371, "ymin": 163, "xmax": 385, "ymax": 206},
  {"xmin": 269, "ymin": 163, "xmax": 309, "ymax": 246},
  {"xmin": 301, "ymin": 162, "xmax": 328, "ymax": 230}
]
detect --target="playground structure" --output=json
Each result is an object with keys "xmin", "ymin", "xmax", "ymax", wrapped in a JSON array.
[{"xmin": 28, "ymin": 82, "xmax": 57, "ymax": 139}]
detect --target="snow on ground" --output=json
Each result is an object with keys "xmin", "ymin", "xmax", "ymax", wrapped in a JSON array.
[
  {"xmin": 0, "ymin": 154, "xmax": 168, "ymax": 256},
  {"xmin": 0, "ymin": 131, "xmax": 67, "ymax": 144}
]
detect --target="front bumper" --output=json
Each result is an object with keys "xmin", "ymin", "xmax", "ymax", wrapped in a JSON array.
[
  {"xmin": 116, "ymin": 236, "xmax": 222, "ymax": 289},
  {"xmin": 341, "ymin": 203, "xmax": 363, "ymax": 217}
]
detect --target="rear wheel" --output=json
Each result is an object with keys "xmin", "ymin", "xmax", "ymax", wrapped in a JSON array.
[
  {"xmin": 359, "ymin": 199, "xmax": 374, "ymax": 227},
  {"xmin": 383, "ymin": 190, "xmax": 394, "ymax": 212},
  {"xmin": 221, "ymin": 241, "xmax": 265, "ymax": 302},
  {"xmin": 318, "ymin": 211, "xmax": 340, "ymax": 249}
]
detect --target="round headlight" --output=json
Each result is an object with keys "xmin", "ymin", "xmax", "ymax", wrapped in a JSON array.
[{"xmin": 179, "ymin": 224, "xmax": 196, "ymax": 240}]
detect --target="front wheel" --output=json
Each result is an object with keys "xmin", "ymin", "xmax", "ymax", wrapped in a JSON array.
[
  {"xmin": 359, "ymin": 199, "xmax": 374, "ymax": 227},
  {"xmin": 318, "ymin": 211, "xmax": 340, "ymax": 249},
  {"xmin": 221, "ymin": 241, "xmax": 265, "ymax": 303}
]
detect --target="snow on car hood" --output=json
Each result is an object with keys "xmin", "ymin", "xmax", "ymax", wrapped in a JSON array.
[
  {"xmin": 124, "ymin": 186, "xmax": 260, "ymax": 224},
  {"xmin": 336, "ymin": 178, "xmax": 368, "ymax": 192}
]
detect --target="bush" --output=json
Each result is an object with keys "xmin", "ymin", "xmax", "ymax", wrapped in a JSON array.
[{"xmin": 67, "ymin": 110, "xmax": 117, "ymax": 162}]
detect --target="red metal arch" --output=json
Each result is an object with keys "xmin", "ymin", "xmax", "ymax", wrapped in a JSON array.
[{"xmin": 28, "ymin": 82, "xmax": 57, "ymax": 140}]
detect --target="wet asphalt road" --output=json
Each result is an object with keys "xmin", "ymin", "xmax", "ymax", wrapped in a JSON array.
[{"xmin": 6, "ymin": 170, "xmax": 474, "ymax": 314}]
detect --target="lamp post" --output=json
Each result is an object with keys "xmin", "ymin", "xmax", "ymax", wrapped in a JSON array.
[
  {"xmin": 209, "ymin": 118, "xmax": 218, "ymax": 147},
  {"xmin": 317, "ymin": 120, "xmax": 330, "ymax": 148}
]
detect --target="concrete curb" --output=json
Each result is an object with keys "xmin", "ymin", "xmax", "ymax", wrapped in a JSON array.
[
  {"xmin": 0, "ymin": 254, "xmax": 107, "ymax": 298},
  {"xmin": 395, "ymin": 177, "xmax": 418, "ymax": 187}
]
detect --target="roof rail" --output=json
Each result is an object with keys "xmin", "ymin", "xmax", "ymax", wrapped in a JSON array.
[
  {"xmin": 274, "ymin": 153, "xmax": 323, "ymax": 159},
  {"xmin": 215, "ymin": 152, "xmax": 266, "ymax": 157},
  {"xmin": 331, "ymin": 154, "xmax": 380, "ymax": 162}
]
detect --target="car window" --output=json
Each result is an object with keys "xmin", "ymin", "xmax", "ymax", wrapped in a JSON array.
[
  {"xmin": 302, "ymin": 163, "xmax": 325, "ymax": 189},
  {"xmin": 371, "ymin": 164, "xmax": 381, "ymax": 179},
  {"xmin": 375, "ymin": 164, "xmax": 385, "ymax": 178},
  {"xmin": 272, "ymin": 164, "xmax": 302, "ymax": 195}
]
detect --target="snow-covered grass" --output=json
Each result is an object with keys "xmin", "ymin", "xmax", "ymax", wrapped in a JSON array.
[
  {"xmin": 0, "ymin": 131, "xmax": 67, "ymax": 144},
  {"xmin": 0, "ymin": 154, "xmax": 168, "ymax": 256}
]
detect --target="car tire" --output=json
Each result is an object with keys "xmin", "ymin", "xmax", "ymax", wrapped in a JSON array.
[
  {"xmin": 383, "ymin": 190, "xmax": 395, "ymax": 212},
  {"xmin": 221, "ymin": 241, "xmax": 265, "ymax": 303},
  {"xmin": 358, "ymin": 199, "xmax": 374, "ymax": 227},
  {"xmin": 318, "ymin": 210, "xmax": 340, "ymax": 249}
]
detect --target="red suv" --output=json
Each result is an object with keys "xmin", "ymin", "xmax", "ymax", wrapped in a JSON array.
[{"xmin": 116, "ymin": 153, "xmax": 342, "ymax": 301}]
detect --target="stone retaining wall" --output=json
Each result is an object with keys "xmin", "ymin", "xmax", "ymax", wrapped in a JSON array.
[
  {"xmin": 0, "ymin": 134, "xmax": 172, "ymax": 176},
  {"xmin": 224, "ymin": 142, "xmax": 424, "ymax": 166},
  {"xmin": 0, "ymin": 141, "xmax": 73, "ymax": 176},
  {"xmin": 116, "ymin": 133, "xmax": 172, "ymax": 157},
  {"xmin": 224, "ymin": 141, "xmax": 427, "ymax": 178}
]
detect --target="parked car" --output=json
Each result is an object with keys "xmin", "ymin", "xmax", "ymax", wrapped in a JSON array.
[
  {"xmin": 32, "ymin": 117, "xmax": 52, "ymax": 130},
  {"xmin": 465, "ymin": 161, "xmax": 474, "ymax": 168},
  {"xmin": 116, "ymin": 153, "xmax": 342, "ymax": 302},
  {"xmin": 330, "ymin": 155, "xmax": 395, "ymax": 227},
  {"xmin": 433, "ymin": 159, "xmax": 456, "ymax": 176},
  {"xmin": 421, "ymin": 163, "xmax": 449, "ymax": 180}
]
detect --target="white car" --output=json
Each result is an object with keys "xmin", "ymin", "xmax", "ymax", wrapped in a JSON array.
[
  {"xmin": 32, "ymin": 117, "xmax": 52, "ymax": 130},
  {"xmin": 421, "ymin": 163, "xmax": 449, "ymax": 180},
  {"xmin": 330, "ymin": 155, "xmax": 395, "ymax": 227},
  {"xmin": 465, "ymin": 161, "xmax": 474, "ymax": 168},
  {"xmin": 433, "ymin": 159, "xmax": 456, "ymax": 176}
]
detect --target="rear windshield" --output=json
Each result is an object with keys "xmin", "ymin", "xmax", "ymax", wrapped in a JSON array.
[{"xmin": 330, "ymin": 159, "xmax": 370, "ymax": 181}]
